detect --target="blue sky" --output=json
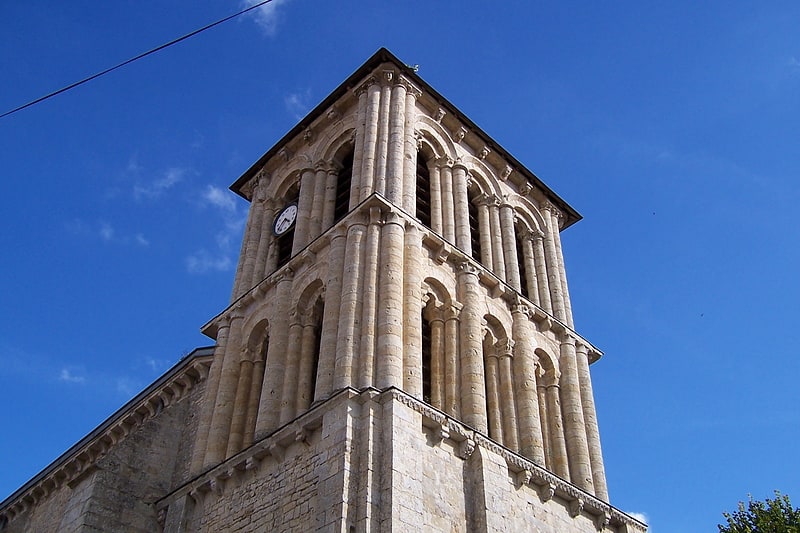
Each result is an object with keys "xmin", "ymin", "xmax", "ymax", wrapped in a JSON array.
[{"xmin": 2, "ymin": 1, "xmax": 799, "ymax": 530}]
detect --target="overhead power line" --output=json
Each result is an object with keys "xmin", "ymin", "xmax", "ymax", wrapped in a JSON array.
[{"xmin": 0, "ymin": 0, "xmax": 275, "ymax": 120}]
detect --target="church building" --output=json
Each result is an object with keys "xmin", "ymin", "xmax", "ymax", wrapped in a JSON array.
[{"xmin": 0, "ymin": 48, "xmax": 646, "ymax": 532}]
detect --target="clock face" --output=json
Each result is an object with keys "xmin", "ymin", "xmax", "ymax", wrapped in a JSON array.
[{"xmin": 273, "ymin": 204, "xmax": 298, "ymax": 236}]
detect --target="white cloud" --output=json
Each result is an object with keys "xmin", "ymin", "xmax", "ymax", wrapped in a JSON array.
[
  {"xmin": 202, "ymin": 184, "xmax": 238, "ymax": 213},
  {"xmin": 186, "ymin": 249, "xmax": 233, "ymax": 274},
  {"xmin": 134, "ymin": 167, "xmax": 186, "ymax": 200},
  {"xmin": 135, "ymin": 233, "xmax": 150, "ymax": 246},
  {"xmin": 790, "ymin": 56, "xmax": 800, "ymax": 70},
  {"xmin": 241, "ymin": 0, "xmax": 290, "ymax": 36},
  {"xmin": 628, "ymin": 512, "xmax": 649, "ymax": 526},
  {"xmin": 59, "ymin": 368, "xmax": 86, "ymax": 384},
  {"xmin": 99, "ymin": 222, "xmax": 114, "ymax": 242},
  {"xmin": 284, "ymin": 89, "xmax": 312, "ymax": 120}
]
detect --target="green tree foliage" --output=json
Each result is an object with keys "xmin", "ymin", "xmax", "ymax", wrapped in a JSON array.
[{"xmin": 719, "ymin": 492, "xmax": 800, "ymax": 533}]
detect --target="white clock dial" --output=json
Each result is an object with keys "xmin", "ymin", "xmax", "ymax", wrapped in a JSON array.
[{"xmin": 273, "ymin": 204, "xmax": 298, "ymax": 236}]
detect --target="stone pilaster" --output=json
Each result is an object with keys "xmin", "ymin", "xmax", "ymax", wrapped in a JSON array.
[
  {"xmin": 402, "ymin": 82, "xmax": 421, "ymax": 213},
  {"xmin": 511, "ymin": 304, "xmax": 545, "ymax": 465},
  {"xmin": 438, "ymin": 157, "xmax": 455, "ymax": 243},
  {"xmin": 309, "ymin": 161, "xmax": 330, "ymax": 238},
  {"xmin": 577, "ymin": 342, "xmax": 608, "ymax": 500},
  {"xmin": 296, "ymin": 322, "xmax": 318, "ymax": 412},
  {"xmin": 484, "ymin": 347, "xmax": 502, "ymax": 444},
  {"xmin": 520, "ymin": 230, "xmax": 539, "ymax": 306},
  {"xmin": 334, "ymin": 220, "xmax": 367, "ymax": 390},
  {"xmin": 376, "ymin": 210, "xmax": 405, "ymax": 389},
  {"xmin": 315, "ymin": 228, "xmax": 346, "ymax": 400},
  {"xmin": 253, "ymin": 198, "xmax": 278, "ymax": 283},
  {"xmin": 453, "ymin": 162, "xmax": 471, "ymax": 254},
  {"xmin": 226, "ymin": 350, "xmax": 253, "ymax": 457},
  {"xmin": 292, "ymin": 167, "xmax": 316, "ymax": 254},
  {"xmin": 426, "ymin": 306, "xmax": 445, "ymax": 410},
  {"xmin": 457, "ymin": 261, "xmax": 488, "ymax": 433},
  {"xmin": 488, "ymin": 197, "xmax": 506, "ymax": 281},
  {"xmin": 255, "ymin": 268, "xmax": 294, "ymax": 436},
  {"xmin": 542, "ymin": 202, "xmax": 565, "ymax": 321},
  {"xmin": 386, "ymin": 75, "xmax": 406, "ymax": 205},
  {"xmin": 321, "ymin": 162, "xmax": 340, "ymax": 231},
  {"xmin": 279, "ymin": 317, "xmax": 304, "ymax": 424},
  {"xmin": 497, "ymin": 338, "xmax": 519, "ymax": 452},
  {"xmin": 374, "ymin": 72, "xmax": 392, "ymax": 196},
  {"xmin": 531, "ymin": 229, "xmax": 552, "ymax": 314},
  {"xmin": 475, "ymin": 195, "xmax": 493, "ymax": 268},
  {"xmin": 444, "ymin": 302, "xmax": 462, "ymax": 418},
  {"xmin": 358, "ymin": 77, "xmax": 380, "ymax": 201},
  {"xmin": 427, "ymin": 160, "xmax": 443, "ymax": 234},
  {"xmin": 549, "ymin": 206, "xmax": 575, "ymax": 328},
  {"xmin": 403, "ymin": 223, "xmax": 423, "ymax": 398},
  {"xmin": 545, "ymin": 367, "xmax": 570, "ymax": 480},
  {"xmin": 499, "ymin": 201, "xmax": 521, "ymax": 291},
  {"xmin": 357, "ymin": 206, "xmax": 382, "ymax": 389},
  {"xmin": 559, "ymin": 333, "xmax": 594, "ymax": 493}
]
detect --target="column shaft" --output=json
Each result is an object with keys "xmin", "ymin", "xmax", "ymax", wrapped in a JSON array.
[
  {"xmin": 376, "ymin": 212, "xmax": 404, "ymax": 389},
  {"xmin": 386, "ymin": 82, "xmax": 406, "ymax": 204},
  {"xmin": 547, "ymin": 382, "xmax": 570, "ymax": 480},
  {"xmin": 550, "ymin": 209, "xmax": 574, "ymax": 328},
  {"xmin": 521, "ymin": 236, "xmax": 539, "ymax": 305},
  {"xmin": 205, "ymin": 314, "xmax": 244, "ymax": 465},
  {"xmin": 440, "ymin": 162, "xmax": 455, "ymax": 242},
  {"xmin": 321, "ymin": 167, "xmax": 338, "ymax": 231},
  {"xmin": 511, "ymin": 306, "xmax": 545, "ymax": 464},
  {"xmin": 444, "ymin": 305, "xmax": 461, "ymax": 418},
  {"xmin": 560, "ymin": 336, "xmax": 594, "ymax": 492},
  {"xmin": 500, "ymin": 203, "xmax": 521, "ymax": 290},
  {"xmin": 532, "ymin": 233, "xmax": 552, "ymax": 313},
  {"xmin": 577, "ymin": 343, "xmax": 608, "ymax": 500},
  {"xmin": 359, "ymin": 82, "xmax": 381, "ymax": 201},
  {"xmin": 296, "ymin": 323, "xmax": 319, "ymax": 412},
  {"xmin": 190, "ymin": 320, "xmax": 229, "ymax": 473},
  {"xmin": 453, "ymin": 164, "xmax": 471, "ymax": 254},
  {"xmin": 403, "ymin": 224, "xmax": 423, "ymax": 398},
  {"xmin": 477, "ymin": 200, "xmax": 493, "ymax": 268},
  {"xmin": 485, "ymin": 355, "xmax": 502, "ymax": 444},
  {"xmin": 292, "ymin": 168, "xmax": 316, "ymax": 254},
  {"xmin": 334, "ymin": 222, "xmax": 366, "ymax": 390},
  {"xmin": 402, "ymin": 86, "xmax": 418, "ymax": 213},
  {"xmin": 279, "ymin": 321, "xmax": 303, "ymax": 424},
  {"xmin": 499, "ymin": 350, "xmax": 520, "ymax": 452},
  {"xmin": 430, "ymin": 316, "xmax": 445, "ymax": 410},
  {"xmin": 315, "ymin": 229, "xmax": 346, "ymax": 400},
  {"xmin": 357, "ymin": 208, "xmax": 381, "ymax": 388},
  {"xmin": 255, "ymin": 272, "xmax": 293, "ymax": 436},
  {"xmin": 428, "ymin": 163, "xmax": 442, "ymax": 234},
  {"xmin": 374, "ymin": 82, "xmax": 391, "ymax": 196},
  {"xmin": 253, "ymin": 199, "xmax": 277, "ymax": 283},
  {"xmin": 489, "ymin": 200, "xmax": 506, "ymax": 280},
  {"xmin": 226, "ymin": 358, "xmax": 253, "ymax": 457},
  {"xmin": 243, "ymin": 356, "xmax": 265, "ymax": 448},
  {"xmin": 457, "ymin": 262, "xmax": 487, "ymax": 433}
]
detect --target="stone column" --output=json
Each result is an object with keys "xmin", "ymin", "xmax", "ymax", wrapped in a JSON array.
[
  {"xmin": 403, "ymin": 223, "xmax": 423, "ymax": 398},
  {"xmin": 511, "ymin": 305, "xmax": 545, "ymax": 465},
  {"xmin": 476, "ymin": 195, "xmax": 493, "ymax": 268},
  {"xmin": 190, "ymin": 317, "xmax": 229, "ymax": 473},
  {"xmin": 359, "ymin": 78, "xmax": 381, "ymax": 201},
  {"xmin": 255, "ymin": 268, "xmax": 294, "ymax": 436},
  {"xmin": 542, "ymin": 202, "xmax": 566, "ymax": 321},
  {"xmin": 520, "ymin": 231, "xmax": 539, "ymax": 306},
  {"xmin": 279, "ymin": 318, "xmax": 304, "ymax": 424},
  {"xmin": 402, "ymin": 83, "xmax": 421, "ymax": 213},
  {"xmin": 497, "ymin": 338, "xmax": 520, "ymax": 452},
  {"xmin": 350, "ymin": 83, "xmax": 368, "ymax": 206},
  {"xmin": 309, "ymin": 162, "xmax": 329, "ymax": 238},
  {"xmin": 374, "ymin": 72, "xmax": 392, "ymax": 196},
  {"xmin": 453, "ymin": 162, "xmax": 471, "ymax": 255},
  {"xmin": 532, "ymin": 230, "xmax": 552, "ymax": 314},
  {"xmin": 550, "ymin": 207, "xmax": 575, "ymax": 328},
  {"xmin": 334, "ymin": 220, "xmax": 366, "ymax": 390},
  {"xmin": 484, "ymin": 348, "xmax": 502, "ymax": 444},
  {"xmin": 243, "ymin": 353, "xmax": 265, "ymax": 448},
  {"xmin": 457, "ymin": 261, "xmax": 488, "ymax": 433},
  {"xmin": 315, "ymin": 228, "xmax": 346, "ymax": 400},
  {"xmin": 226, "ymin": 351, "xmax": 253, "ymax": 457},
  {"xmin": 205, "ymin": 311, "xmax": 245, "ymax": 464},
  {"xmin": 488, "ymin": 197, "xmax": 506, "ymax": 281},
  {"xmin": 428, "ymin": 308, "xmax": 445, "ymax": 410},
  {"xmin": 321, "ymin": 163, "xmax": 340, "ymax": 231},
  {"xmin": 500, "ymin": 201, "xmax": 521, "ymax": 291},
  {"xmin": 545, "ymin": 370, "xmax": 570, "ymax": 480},
  {"xmin": 357, "ymin": 206, "xmax": 382, "ymax": 389},
  {"xmin": 238, "ymin": 182, "xmax": 267, "ymax": 296},
  {"xmin": 292, "ymin": 167, "xmax": 316, "ymax": 254},
  {"xmin": 537, "ymin": 368, "xmax": 551, "ymax": 470},
  {"xmin": 559, "ymin": 333, "xmax": 594, "ymax": 493},
  {"xmin": 253, "ymin": 198, "xmax": 278, "ymax": 284},
  {"xmin": 577, "ymin": 342, "xmax": 608, "ymax": 500},
  {"xmin": 386, "ymin": 77, "xmax": 406, "ymax": 205},
  {"xmin": 376, "ymin": 210, "xmax": 404, "ymax": 389},
  {"xmin": 428, "ymin": 160, "xmax": 443, "ymax": 234},
  {"xmin": 296, "ymin": 322, "xmax": 319, "ymax": 412},
  {"xmin": 439, "ymin": 158, "xmax": 455, "ymax": 243},
  {"xmin": 444, "ymin": 303, "xmax": 461, "ymax": 418}
]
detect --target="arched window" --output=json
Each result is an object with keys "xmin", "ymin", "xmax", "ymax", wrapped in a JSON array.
[
  {"xmin": 416, "ymin": 151, "xmax": 432, "ymax": 227},
  {"xmin": 421, "ymin": 309, "xmax": 432, "ymax": 404},
  {"xmin": 333, "ymin": 151, "xmax": 353, "ymax": 223},
  {"xmin": 515, "ymin": 225, "xmax": 530, "ymax": 299},
  {"xmin": 468, "ymin": 187, "xmax": 482, "ymax": 263}
]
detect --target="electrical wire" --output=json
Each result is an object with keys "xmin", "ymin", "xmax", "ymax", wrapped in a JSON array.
[{"xmin": 0, "ymin": 0, "xmax": 275, "ymax": 120}]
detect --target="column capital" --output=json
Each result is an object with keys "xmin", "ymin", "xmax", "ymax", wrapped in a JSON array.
[
  {"xmin": 456, "ymin": 260, "xmax": 481, "ymax": 278},
  {"xmin": 519, "ymin": 226, "xmax": 545, "ymax": 243},
  {"xmin": 452, "ymin": 159, "xmax": 469, "ymax": 174},
  {"xmin": 355, "ymin": 75, "xmax": 378, "ymax": 96},
  {"xmin": 435, "ymin": 155, "xmax": 454, "ymax": 168},
  {"xmin": 444, "ymin": 302, "xmax": 463, "ymax": 321},
  {"xmin": 511, "ymin": 303, "xmax": 532, "ymax": 318},
  {"xmin": 396, "ymin": 75, "xmax": 422, "ymax": 98},
  {"xmin": 541, "ymin": 200, "xmax": 563, "ymax": 219},
  {"xmin": 495, "ymin": 338, "xmax": 515, "ymax": 358}
]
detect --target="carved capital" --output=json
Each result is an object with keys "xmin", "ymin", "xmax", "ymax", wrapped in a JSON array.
[
  {"xmin": 454, "ymin": 126, "xmax": 468, "ymax": 144},
  {"xmin": 456, "ymin": 260, "xmax": 481, "ymax": 277},
  {"xmin": 495, "ymin": 338, "xmax": 514, "ymax": 358},
  {"xmin": 435, "ymin": 155, "xmax": 454, "ymax": 168},
  {"xmin": 458, "ymin": 438, "xmax": 475, "ymax": 459},
  {"xmin": 355, "ymin": 75, "xmax": 377, "ymax": 96}
]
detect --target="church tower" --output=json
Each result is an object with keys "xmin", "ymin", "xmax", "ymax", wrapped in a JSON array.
[
  {"xmin": 183, "ymin": 48, "xmax": 642, "ymax": 531},
  {"xmin": 0, "ymin": 48, "xmax": 646, "ymax": 533}
]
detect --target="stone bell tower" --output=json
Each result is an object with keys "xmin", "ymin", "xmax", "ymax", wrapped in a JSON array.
[
  {"xmin": 179, "ymin": 48, "xmax": 645, "ymax": 532},
  {"xmin": 0, "ymin": 48, "xmax": 646, "ymax": 533}
]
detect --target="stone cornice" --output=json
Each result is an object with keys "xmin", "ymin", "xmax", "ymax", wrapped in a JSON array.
[{"xmin": 0, "ymin": 347, "xmax": 214, "ymax": 522}]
